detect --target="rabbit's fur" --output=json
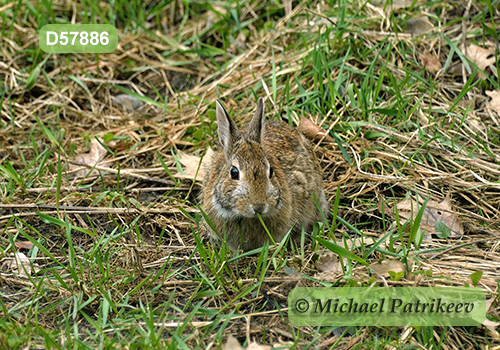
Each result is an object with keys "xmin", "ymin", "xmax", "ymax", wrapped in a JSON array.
[{"xmin": 201, "ymin": 97, "xmax": 328, "ymax": 251}]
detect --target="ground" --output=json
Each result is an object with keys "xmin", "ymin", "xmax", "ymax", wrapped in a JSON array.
[{"xmin": 0, "ymin": 0, "xmax": 499, "ymax": 349}]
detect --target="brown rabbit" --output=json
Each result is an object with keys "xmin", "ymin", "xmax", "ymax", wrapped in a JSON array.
[{"xmin": 201, "ymin": 97, "xmax": 328, "ymax": 251}]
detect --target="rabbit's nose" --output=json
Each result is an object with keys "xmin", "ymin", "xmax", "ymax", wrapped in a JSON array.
[{"xmin": 252, "ymin": 204, "xmax": 266, "ymax": 215}]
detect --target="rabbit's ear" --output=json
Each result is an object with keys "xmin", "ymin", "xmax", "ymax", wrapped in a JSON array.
[
  {"xmin": 248, "ymin": 97, "xmax": 265, "ymax": 143},
  {"xmin": 216, "ymin": 100, "xmax": 240, "ymax": 156}
]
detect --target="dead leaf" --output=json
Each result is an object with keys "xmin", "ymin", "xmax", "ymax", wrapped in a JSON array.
[
  {"xmin": 1, "ymin": 252, "xmax": 40, "ymax": 277},
  {"xmin": 490, "ymin": 64, "xmax": 498, "ymax": 78},
  {"xmin": 112, "ymin": 94, "xmax": 145, "ymax": 112},
  {"xmin": 344, "ymin": 237, "xmax": 367, "ymax": 250},
  {"xmin": 247, "ymin": 343, "xmax": 271, "ymax": 350},
  {"xmin": 486, "ymin": 90, "xmax": 500, "ymax": 114},
  {"xmin": 486, "ymin": 298, "xmax": 496, "ymax": 313},
  {"xmin": 174, "ymin": 150, "xmax": 209, "ymax": 181},
  {"xmin": 369, "ymin": 259, "xmax": 405, "ymax": 278},
  {"xmin": 482, "ymin": 319, "xmax": 500, "ymax": 340},
  {"xmin": 463, "ymin": 44, "xmax": 496, "ymax": 79},
  {"xmin": 468, "ymin": 117, "xmax": 486, "ymax": 135},
  {"xmin": 69, "ymin": 138, "xmax": 108, "ymax": 178},
  {"xmin": 395, "ymin": 194, "xmax": 463, "ymax": 240},
  {"xmin": 314, "ymin": 251, "xmax": 343, "ymax": 282},
  {"xmin": 223, "ymin": 335, "xmax": 243, "ymax": 350},
  {"xmin": 223, "ymin": 336, "xmax": 272, "ymax": 350},
  {"xmin": 405, "ymin": 17, "xmax": 433, "ymax": 36},
  {"xmin": 419, "ymin": 51, "xmax": 442, "ymax": 74},
  {"xmin": 457, "ymin": 98, "xmax": 476, "ymax": 110},
  {"xmin": 298, "ymin": 118, "xmax": 333, "ymax": 143},
  {"xmin": 14, "ymin": 241, "xmax": 34, "ymax": 250},
  {"xmin": 373, "ymin": 0, "xmax": 423, "ymax": 11},
  {"xmin": 316, "ymin": 252, "xmax": 341, "ymax": 273},
  {"xmin": 283, "ymin": 266, "xmax": 300, "ymax": 276}
]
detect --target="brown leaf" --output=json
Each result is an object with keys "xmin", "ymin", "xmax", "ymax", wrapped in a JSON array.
[
  {"xmin": 486, "ymin": 90, "xmax": 500, "ymax": 114},
  {"xmin": 373, "ymin": 0, "xmax": 423, "ymax": 11},
  {"xmin": 447, "ymin": 62, "xmax": 464, "ymax": 76},
  {"xmin": 486, "ymin": 298, "xmax": 496, "ymax": 313},
  {"xmin": 112, "ymin": 94, "xmax": 145, "ymax": 112},
  {"xmin": 396, "ymin": 194, "xmax": 464, "ymax": 240},
  {"xmin": 369, "ymin": 259, "xmax": 405, "ymax": 278},
  {"xmin": 69, "ymin": 138, "xmax": 108, "ymax": 178},
  {"xmin": 482, "ymin": 319, "xmax": 500, "ymax": 340},
  {"xmin": 316, "ymin": 251, "xmax": 341, "ymax": 273},
  {"xmin": 457, "ymin": 98, "xmax": 476, "ymax": 110},
  {"xmin": 223, "ymin": 335, "xmax": 243, "ymax": 350},
  {"xmin": 222, "ymin": 336, "xmax": 272, "ymax": 350},
  {"xmin": 344, "ymin": 237, "xmax": 366, "ymax": 250},
  {"xmin": 419, "ymin": 51, "xmax": 442, "ymax": 74},
  {"xmin": 174, "ymin": 150, "xmax": 208, "ymax": 181},
  {"xmin": 298, "ymin": 118, "xmax": 333, "ymax": 143},
  {"xmin": 247, "ymin": 342, "xmax": 272, "ymax": 350},
  {"xmin": 405, "ymin": 17, "xmax": 433, "ymax": 36},
  {"xmin": 463, "ymin": 44, "xmax": 496, "ymax": 78},
  {"xmin": 468, "ymin": 117, "xmax": 486, "ymax": 135},
  {"xmin": 315, "ymin": 251, "xmax": 343, "ymax": 282},
  {"xmin": 14, "ymin": 241, "xmax": 34, "ymax": 250},
  {"xmin": 1, "ymin": 252, "xmax": 40, "ymax": 277}
]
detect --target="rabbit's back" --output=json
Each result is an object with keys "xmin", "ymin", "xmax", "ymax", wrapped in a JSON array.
[{"xmin": 260, "ymin": 120, "xmax": 328, "ymax": 229}]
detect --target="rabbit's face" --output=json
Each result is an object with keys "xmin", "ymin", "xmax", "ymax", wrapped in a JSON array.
[
  {"xmin": 212, "ymin": 140, "xmax": 283, "ymax": 219},
  {"xmin": 209, "ymin": 98, "xmax": 285, "ymax": 220}
]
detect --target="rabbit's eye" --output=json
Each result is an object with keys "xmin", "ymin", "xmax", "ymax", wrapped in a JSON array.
[
  {"xmin": 230, "ymin": 166, "xmax": 239, "ymax": 180},
  {"xmin": 269, "ymin": 166, "xmax": 274, "ymax": 179}
]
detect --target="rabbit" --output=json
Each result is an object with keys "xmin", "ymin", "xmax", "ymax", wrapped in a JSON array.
[{"xmin": 201, "ymin": 97, "xmax": 328, "ymax": 251}]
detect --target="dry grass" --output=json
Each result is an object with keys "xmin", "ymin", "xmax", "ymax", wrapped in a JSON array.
[{"xmin": 0, "ymin": 0, "xmax": 499, "ymax": 348}]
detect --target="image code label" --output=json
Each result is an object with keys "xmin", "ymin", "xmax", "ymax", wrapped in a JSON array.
[{"xmin": 39, "ymin": 24, "xmax": 118, "ymax": 53}]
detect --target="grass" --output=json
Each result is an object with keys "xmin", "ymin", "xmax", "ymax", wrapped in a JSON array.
[{"xmin": 1, "ymin": 0, "xmax": 500, "ymax": 348}]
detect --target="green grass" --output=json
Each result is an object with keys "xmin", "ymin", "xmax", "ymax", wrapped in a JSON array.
[{"xmin": 1, "ymin": 0, "xmax": 499, "ymax": 348}]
